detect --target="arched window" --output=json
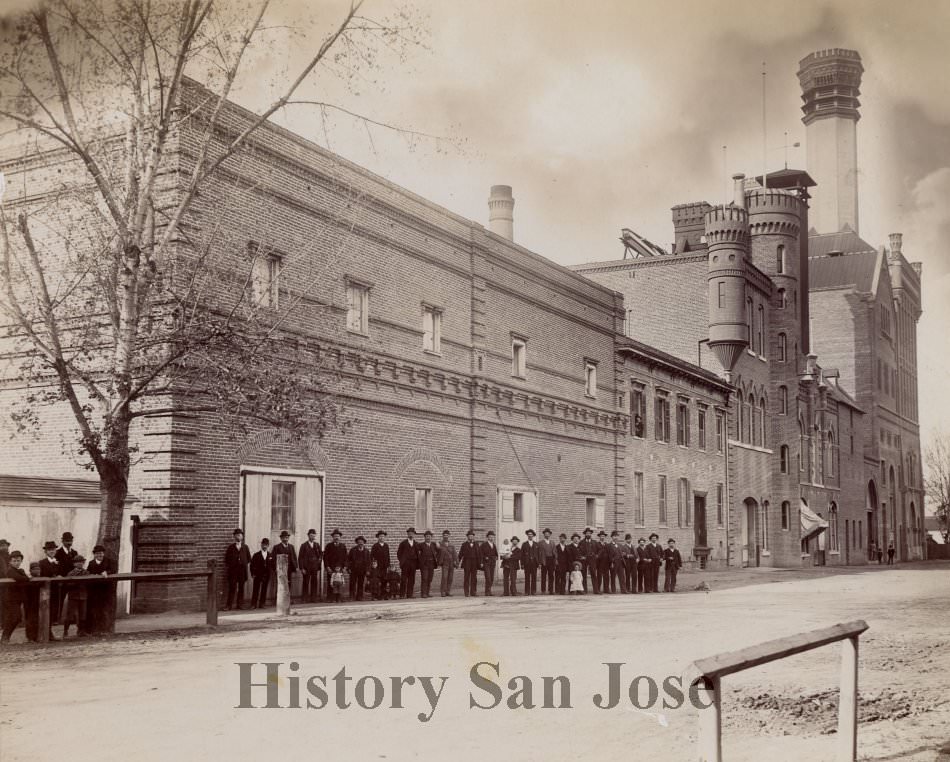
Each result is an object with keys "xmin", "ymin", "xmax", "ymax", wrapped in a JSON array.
[
  {"xmin": 760, "ymin": 397, "xmax": 767, "ymax": 446},
  {"xmin": 746, "ymin": 297, "xmax": 754, "ymax": 347},
  {"xmin": 777, "ymin": 245, "xmax": 786, "ymax": 274},
  {"xmin": 781, "ymin": 500, "xmax": 791, "ymax": 530},
  {"xmin": 815, "ymin": 424, "xmax": 823, "ymax": 484},
  {"xmin": 757, "ymin": 305, "xmax": 765, "ymax": 356},
  {"xmin": 829, "ymin": 502, "xmax": 839, "ymax": 552},
  {"xmin": 799, "ymin": 418, "xmax": 807, "ymax": 475},
  {"xmin": 779, "ymin": 385, "xmax": 788, "ymax": 415},
  {"xmin": 743, "ymin": 394, "xmax": 752, "ymax": 443},
  {"xmin": 778, "ymin": 333, "xmax": 787, "ymax": 363},
  {"xmin": 735, "ymin": 391, "xmax": 744, "ymax": 441},
  {"xmin": 780, "ymin": 444, "xmax": 789, "ymax": 473},
  {"xmin": 827, "ymin": 430, "xmax": 836, "ymax": 478},
  {"xmin": 752, "ymin": 396, "xmax": 761, "ymax": 447},
  {"xmin": 778, "ymin": 288, "xmax": 787, "ymax": 309}
]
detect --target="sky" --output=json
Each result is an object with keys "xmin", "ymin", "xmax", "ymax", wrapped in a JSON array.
[{"xmin": 232, "ymin": 0, "xmax": 950, "ymax": 455}]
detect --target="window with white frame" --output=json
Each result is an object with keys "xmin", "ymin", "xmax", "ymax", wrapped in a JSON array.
[
  {"xmin": 422, "ymin": 306, "xmax": 442, "ymax": 354},
  {"xmin": 716, "ymin": 411, "xmax": 725, "ymax": 453},
  {"xmin": 698, "ymin": 406, "xmax": 707, "ymax": 450},
  {"xmin": 676, "ymin": 398, "xmax": 690, "ymax": 447},
  {"xmin": 716, "ymin": 483, "xmax": 724, "ymax": 526},
  {"xmin": 630, "ymin": 384, "xmax": 646, "ymax": 438},
  {"xmin": 511, "ymin": 336, "xmax": 527, "ymax": 378},
  {"xmin": 252, "ymin": 253, "xmax": 281, "ymax": 309},
  {"xmin": 585, "ymin": 496, "xmax": 605, "ymax": 529},
  {"xmin": 585, "ymin": 361, "xmax": 598, "ymax": 398},
  {"xmin": 270, "ymin": 480, "xmax": 296, "ymax": 534},
  {"xmin": 658, "ymin": 475, "xmax": 668, "ymax": 525},
  {"xmin": 633, "ymin": 472, "xmax": 644, "ymax": 525},
  {"xmin": 655, "ymin": 392, "xmax": 671, "ymax": 443},
  {"xmin": 345, "ymin": 281, "xmax": 370, "ymax": 334},
  {"xmin": 678, "ymin": 477, "xmax": 690, "ymax": 527},
  {"xmin": 414, "ymin": 488, "xmax": 433, "ymax": 531}
]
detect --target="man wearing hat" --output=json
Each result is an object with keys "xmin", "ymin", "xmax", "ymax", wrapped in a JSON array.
[
  {"xmin": 663, "ymin": 538, "xmax": 683, "ymax": 593},
  {"xmin": 539, "ymin": 528, "xmax": 557, "ymax": 595},
  {"xmin": 56, "ymin": 532, "xmax": 78, "ymax": 576},
  {"xmin": 1, "ymin": 550, "xmax": 33, "ymax": 643},
  {"xmin": 578, "ymin": 527, "xmax": 597, "ymax": 592},
  {"xmin": 416, "ymin": 531, "xmax": 440, "ymax": 598},
  {"xmin": 479, "ymin": 531, "xmax": 498, "ymax": 596},
  {"xmin": 347, "ymin": 536, "xmax": 371, "ymax": 601},
  {"xmin": 646, "ymin": 533, "xmax": 663, "ymax": 593},
  {"xmin": 605, "ymin": 530, "xmax": 624, "ymax": 594},
  {"xmin": 324, "ymin": 530, "xmax": 347, "ymax": 600},
  {"xmin": 634, "ymin": 537, "xmax": 649, "ymax": 593},
  {"xmin": 437, "ymin": 531, "xmax": 457, "ymax": 597},
  {"xmin": 272, "ymin": 530, "xmax": 298, "ymax": 600},
  {"xmin": 38, "ymin": 540, "xmax": 62, "ymax": 626},
  {"xmin": 224, "ymin": 528, "xmax": 252, "ymax": 610},
  {"xmin": 521, "ymin": 529, "xmax": 541, "ymax": 595},
  {"xmin": 397, "ymin": 528, "xmax": 419, "ymax": 599},
  {"xmin": 298, "ymin": 529, "xmax": 323, "ymax": 603},
  {"xmin": 370, "ymin": 531, "xmax": 391, "ymax": 600},
  {"xmin": 249, "ymin": 538, "xmax": 273, "ymax": 609},
  {"xmin": 554, "ymin": 533, "xmax": 571, "ymax": 594},
  {"xmin": 622, "ymin": 534, "xmax": 636, "ymax": 593},
  {"xmin": 85, "ymin": 545, "xmax": 114, "ymax": 634},
  {"xmin": 593, "ymin": 530, "xmax": 611, "ymax": 594},
  {"xmin": 457, "ymin": 530, "xmax": 480, "ymax": 597},
  {"xmin": 501, "ymin": 536, "xmax": 521, "ymax": 596}
]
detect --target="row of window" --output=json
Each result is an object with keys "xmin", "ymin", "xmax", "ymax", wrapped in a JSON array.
[
  {"xmin": 630, "ymin": 474, "xmax": 725, "ymax": 528},
  {"xmin": 629, "ymin": 384, "xmax": 726, "ymax": 453}
]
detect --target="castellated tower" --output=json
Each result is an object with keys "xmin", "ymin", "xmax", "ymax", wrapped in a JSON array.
[
  {"xmin": 798, "ymin": 49, "xmax": 863, "ymax": 234},
  {"xmin": 705, "ymin": 189, "xmax": 750, "ymax": 374}
]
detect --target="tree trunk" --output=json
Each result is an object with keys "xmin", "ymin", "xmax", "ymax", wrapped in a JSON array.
[{"xmin": 96, "ymin": 407, "xmax": 132, "ymax": 560}]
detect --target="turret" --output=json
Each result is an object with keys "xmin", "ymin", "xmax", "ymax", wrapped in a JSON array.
[{"xmin": 706, "ymin": 176, "xmax": 751, "ymax": 373}]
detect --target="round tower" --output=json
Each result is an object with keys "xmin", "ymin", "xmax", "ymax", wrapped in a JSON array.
[
  {"xmin": 488, "ymin": 185, "xmax": 515, "ymax": 241},
  {"xmin": 705, "ymin": 189, "xmax": 750, "ymax": 373}
]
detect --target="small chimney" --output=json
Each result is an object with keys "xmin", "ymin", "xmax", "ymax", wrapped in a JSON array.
[
  {"xmin": 488, "ymin": 185, "xmax": 515, "ymax": 241},
  {"xmin": 732, "ymin": 174, "xmax": 746, "ymax": 209},
  {"xmin": 888, "ymin": 232, "xmax": 903, "ymax": 256}
]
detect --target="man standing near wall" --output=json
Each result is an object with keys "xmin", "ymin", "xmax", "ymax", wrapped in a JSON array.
[
  {"xmin": 371, "ymin": 531, "xmax": 391, "ymax": 600},
  {"xmin": 480, "ymin": 531, "xmax": 498, "ymax": 596},
  {"xmin": 272, "ymin": 531, "xmax": 298, "ymax": 600},
  {"xmin": 417, "ymin": 531, "xmax": 439, "ymax": 598},
  {"xmin": 438, "ymin": 531, "xmax": 456, "ymax": 597},
  {"xmin": 223, "ymin": 528, "xmax": 252, "ymax": 611},
  {"xmin": 457, "ymin": 530, "xmax": 480, "ymax": 597},
  {"xmin": 249, "ymin": 538, "xmax": 272, "ymax": 609},
  {"xmin": 555, "ymin": 533, "xmax": 571, "ymax": 594},
  {"xmin": 647, "ymin": 533, "xmax": 663, "ymax": 593},
  {"xmin": 578, "ymin": 527, "xmax": 596, "ymax": 592},
  {"xmin": 635, "ymin": 537, "xmax": 650, "ymax": 593},
  {"xmin": 298, "ymin": 529, "xmax": 323, "ymax": 603},
  {"xmin": 323, "ymin": 530, "xmax": 347, "ymax": 601},
  {"xmin": 347, "ymin": 536, "xmax": 371, "ymax": 601},
  {"xmin": 521, "ymin": 529, "xmax": 540, "ymax": 595},
  {"xmin": 539, "ymin": 528, "xmax": 557, "ymax": 595},
  {"xmin": 398, "ymin": 528, "xmax": 418, "ymax": 599}
]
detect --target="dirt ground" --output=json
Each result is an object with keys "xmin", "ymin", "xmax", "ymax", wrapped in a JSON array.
[{"xmin": 1, "ymin": 563, "xmax": 948, "ymax": 761}]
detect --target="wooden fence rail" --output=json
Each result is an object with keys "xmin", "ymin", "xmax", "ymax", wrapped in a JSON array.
[
  {"xmin": 0, "ymin": 560, "xmax": 218, "ymax": 643},
  {"xmin": 682, "ymin": 619, "xmax": 869, "ymax": 762}
]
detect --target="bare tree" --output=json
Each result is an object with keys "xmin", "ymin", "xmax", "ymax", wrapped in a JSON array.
[
  {"xmin": 924, "ymin": 431, "xmax": 950, "ymax": 544},
  {"xmin": 0, "ymin": 0, "xmax": 430, "ymax": 557}
]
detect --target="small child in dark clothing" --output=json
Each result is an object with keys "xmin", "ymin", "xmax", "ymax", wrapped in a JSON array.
[
  {"xmin": 63, "ymin": 556, "xmax": 88, "ymax": 637},
  {"xmin": 330, "ymin": 567, "xmax": 344, "ymax": 602}
]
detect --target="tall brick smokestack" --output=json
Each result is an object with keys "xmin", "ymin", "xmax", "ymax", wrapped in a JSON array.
[{"xmin": 488, "ymin": 185, "xmax": 514, "ymax": 241}]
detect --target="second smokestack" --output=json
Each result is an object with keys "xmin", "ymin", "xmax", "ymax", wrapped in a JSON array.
[{"xmin": 488, "ymin": 185, "xmax": 515, "ymax": 241}]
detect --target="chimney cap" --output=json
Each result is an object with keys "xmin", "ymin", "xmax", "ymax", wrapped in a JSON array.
[{"xmin": 489, "ymin": 185, "xmax": 513, "ymax": 198}]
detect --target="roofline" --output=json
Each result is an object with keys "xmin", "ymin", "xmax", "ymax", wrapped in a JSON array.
[{"xmin": 616, "ymin": 337, "xmax": 733, "ymax": 394}]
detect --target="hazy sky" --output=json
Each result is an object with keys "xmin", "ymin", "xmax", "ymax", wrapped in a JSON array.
[{"xmin": 234, "ymin": 0, "xmax": 950, "ymax": 452}]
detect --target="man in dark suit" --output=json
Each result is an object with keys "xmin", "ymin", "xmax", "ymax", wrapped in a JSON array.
[
  {"xmin": 479, "ymin": 531, "xmax": 498, "ymax": 595},
  {"xmin": 323, "ymin": 529, "xmax": 347, "ymax": 599},
  {"xmin": 298, "ymin": 528, "xmax": 323, "ymax": 603},
  {"xmin": 249, "ymin": 538, "xmax": 273, "ymax": 609},
  {"xmin": 272, "ymin": 530, "xmax": 298, "ymax": 594},
  {"xmin": 577, "ymin": 527, "xmax": 597, "ymax": 592},
  {"xmin": 647, "ymin": 533, "xmax": 663, "ymax": 592},
  {"xmin": 501, "ymin": 537, "xmax": 521, "ymax": 596},
  {"xmin": 635, "ymin": 537, "xmax": 650, "ymax": 593},
  {"xmin": 397, "ymin": 528, "xmax": 418, "ymax": 599},
  {"xmin": 521, "ymin": 529, "xmax": 541, "ymax": 595},
  {"xmin": 85, "ymin": 545, "xmax": 115, "ymax": 635},
  {"xmin": 55, "ymin": 532, "xmax": 78, "ymax": 577},
  {"xmin": 663, "ymin": 538, "xmax": 683, "ymax": 592},
  {"xmin": 594, "ymin": 531, "xmax": 611, "ymax": 594},
  {"xmin": 224, "ymin": 528, "xmax": 252, "ymax": 610},
  {"xmin": 416, "ymin": 531, "xmax": 439, "ymax": 598},
  {"xmin": 606, "ymin": 530, "xmax": 624, "ymax": 594},
  {"xmin": 554, "ymin": 533, "xmax": 571, "ymax": 594},
  {"xmin": 347, "ymin": 536, "xmax": 371, "ymax": 601},
  {"xmin": 622, "ymin": 534, "xmax": 636, "ymax": 593},
  {"xmin": 38, "ymin": 540, "xmax": 62, "ymax": 630},
  {"xmin": 539, "ymin": 528, "xmax": 557, "ymax": 595},
  {"xmin": 1, "ymin": 550, "xmax": 30, "ymax": 643},
  {"xmin": 457, "ymin": 530, "xmax": 481, "ymax": 597},
  {"xmin": 370, "ymin": 530, "xmax": 391, "ymax": 600}
]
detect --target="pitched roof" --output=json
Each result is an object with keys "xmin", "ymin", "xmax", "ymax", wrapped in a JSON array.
[
  {"xmin": 808, "ymin": 248, "xmax": 880, "ymax": 292},
  {"xmin": 809, "ymin": 227, "xmax": 876, "ymax": 258},
  {"xmin": 0, "ymin": 474, "xmax": 102, "ymax": 503}
]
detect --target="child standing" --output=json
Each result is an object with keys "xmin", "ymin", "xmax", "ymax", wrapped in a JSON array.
[
  {"xmin": 63, "ymin": 555, "xmax": 88, "ymax": 637},
  {"xmin": 569, "ymin": 561, "xmax": 584, "ymax": 595},
  {"xmin": 330, "ymin": 567, "xmax": 345, "ymax": 602}
]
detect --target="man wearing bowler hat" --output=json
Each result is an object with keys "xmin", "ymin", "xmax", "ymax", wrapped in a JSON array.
[
  {"xmin": 298, "ymin": 528, "xmax": 323, "ymax": 603},
  {"xmin": 416, "ymin": 530, "xmax": 439, "ymax": 598},
  {"xmin": 249, "ymin": 538, "xmax": 273, "ymax": 609},
  {"xmin": 554, "ymin": 533, "xmax": 571, "ymax": 594},
  {"xmin": 323, "ymin": 529, "xmax": 347, "ymax": 600},
  {"xmin": 593, "ymin": 530, "xmax": 611, "ymax": 594},
  {"xmin": 539, "ymin": 528, "xmax": 557, "ymax": 595},
  {"xmin": 578, "ymin": 527, "xmax": 596, "ymax": 592},
  {"xmin": 397, "ymin": 528, "xmax": 418, "ymax": 599},
  {"xmin": 457, "ymin": 530, "xmax": 480, "ymax": 597},
  {"xmin": 224, "ymin": 528, "xmax": 252, "ymax": 610},
  {"xmin": 39, "ymin": 541, "xmax": 62, "ymax": 627},
  {"xmin": 479, "ymin": 531, "xmax": 498, "ymax": 595},
  {"xmin": 647, "ymin": 533, "xmax": 663, "ymax": 592},
  {"xmin": 347, "ymin": 536, "xmax": 371, "ymax": 601},
  {"xmin": 521, "ymin": 529, "xmax": 541, "ymax": 595},
  {"xmin": 437, "ymin": 530, "xmax": 456, "ymax": 597},
  {"xmin": 370, "ymin": 530, "xmax": 391, "ymax": 600},
  {"xmin": 502, "ymin": 536, "xmax": 521, "ymax": 596},
  {"xmin": 272, "ymin": 530, "xmax": 298, "ymax": 599},
  {"xmin": 56, "ymin": 532, "xmax": 78, "ymax": 576}
]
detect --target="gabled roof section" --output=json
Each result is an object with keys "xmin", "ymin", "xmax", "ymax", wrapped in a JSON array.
[
  {"xmin": 808, "ymin": 248, "xmax": 880, "ymax": 292},
  {"xmin": 809, "ymin": 227, "xmax": 876, "ymax": 258},
  {"xmin": 617, "ymin": 336, "xmax": 732, "ymax": 395},
  {"xmin": 0, "ymin": 474, "xmax": 104, "ymax": 503}
]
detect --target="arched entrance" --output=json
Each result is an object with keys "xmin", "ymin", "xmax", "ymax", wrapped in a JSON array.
[
  {"xmin": 866, "ymin": 480, "xmax": 878, "ymax": 561},
  {"xmin": 740, "ymin": 497, "xmax": 759, "ymax": 567}
]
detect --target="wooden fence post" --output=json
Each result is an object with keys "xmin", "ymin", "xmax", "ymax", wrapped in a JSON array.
[
  {"xmin": 837, "ymin": 635, "xmax": 859, "ymax": 761},
  {"xmin": 276, "ymin": 554, "xmax": 290, "ymax": 615},
  {"xmin": 697, "ymin": 676, "xmax": 722, "ymax": 762},
  {"xmin": 37, "ymin": 581, "xmax": 51, "ymax": 643},
  {"xmin": 206, "ymin": 560, "xmax": 218, "ymax": 626}
]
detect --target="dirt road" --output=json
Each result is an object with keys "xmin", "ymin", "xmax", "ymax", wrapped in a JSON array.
[{"xmin": 1, "ymin": 564, "xmax": 948, "ymax": 761}]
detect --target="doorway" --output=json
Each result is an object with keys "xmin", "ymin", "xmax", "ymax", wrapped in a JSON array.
[
  {"xmin": 498, "ymin": 487, "xmax": 539, "ymax": 541},
  {"xmin": 740, "ymin": 498, "xmax": 759, "ymax": 567}
]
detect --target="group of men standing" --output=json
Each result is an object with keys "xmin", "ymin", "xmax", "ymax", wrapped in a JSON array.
[{"xmin": 222, "ymin": 524, "xmax": 685, "ymax": 608}]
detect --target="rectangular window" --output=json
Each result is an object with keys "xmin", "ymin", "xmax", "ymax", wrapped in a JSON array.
[
  {"xmin": 630, "ymin": 385, "xmax": 646, "ymax": 438},
  {"xmin": 513, "ymin": 492, "xmax": 524, "ymax": 522},
  {"xmin": 270, "ymin": 480, "xmax": 296, "ymax": 534},
  {"xmin": 716, "ymin": 484, "xmax": 724, "ymax": 527},
  {"xmin": 698, "ymin": 407, "xmax": 707, "ymax": 450},
  {"xmin": 676, "ymin": 399, "xmax": 690, "ymax": 447},
  {"xmin": 658, "ymin": 476, "xmax": 667, "ymax": 525},
  {"xmin": 716, "ymin": 412, "xmax": 725, "ymax": 453},
  {"xmin": 511, "ymin": 337, "xmax": 527, "ymax": 378},
  {"xmin": 422, "ymin": 306, "xmax": 442, "ymax": 354},
  {"xmin": 252, "ymin": 254, "xmax": 281, "ymax": 309},
  {"xmin": 678, "ymin": 478, "xmax": 690, "ymax": 527},
  {"xmin": 655, "ymin": 393, "xmax": 670, "ymax": 443},
  {"xmin": 585, "ymin": 361, "xmax": 598, "ymax": 398},
  {"xmin": 718, "ymin": 281, "xmax": 725, "ymax": 308},
  {"xmin": 414, "ymin": 488, "xmax": 433, "ymax": 531},
  {"xmin": 586, "ymin": 496, "xmax": 605, "ymax": 529},
  {"xmin": 634, "ymin": 472, "xmax": 644, "ymax": 525},
  {"xmin": 346, "ymin": 282, "xmax": 370, "ymax": 334},
  {"xmin": 781, "ymin": 501, "xmax": 790, "ymax": 530}
]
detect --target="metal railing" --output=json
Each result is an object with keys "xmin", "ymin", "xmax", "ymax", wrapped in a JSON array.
[
  {"xmin": 0, "ymin": 560, "xmax": 218, "ymax": 643},
  {"xmin": 682, "ymin": 619, "xmax": 869, "ymax": 762}
]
